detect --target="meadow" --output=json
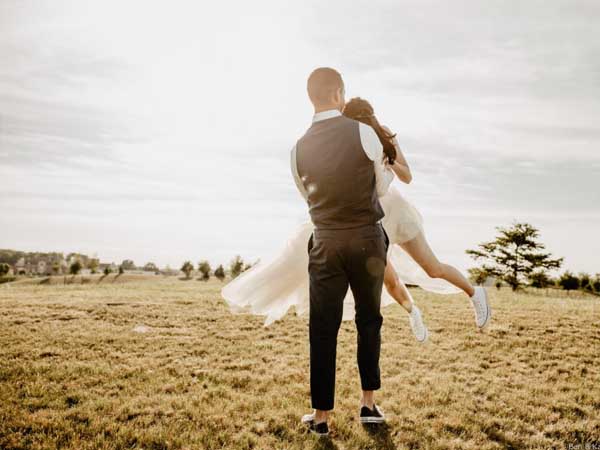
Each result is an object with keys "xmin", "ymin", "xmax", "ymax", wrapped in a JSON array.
[{"xmin": 0, "ymin": 276, "xmax": 598, "ymax": 450}]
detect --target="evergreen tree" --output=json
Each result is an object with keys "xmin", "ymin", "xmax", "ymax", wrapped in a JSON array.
[
  {"xmin": 229, "ymin": 255, "xmax": 245, "ymax": 279},
  {"xmin": 558, "ymin": 271, "xmax": 580, "ymax": 293},
  {"xmin": 198, "ymin": 260, "xmax": 211, "ymax": 281},
  {"xmin": 181, "ymin": 261, "xmax": 194, "ymax": 279},
  {"xmin": 214, "ymin": 265, "xmax": 226, "ymax": 282},
  {"xmin": 466, "ymin": 222, "xmax": 563, "ymax": 291},
  {"xmin": 0, "ymin": 263, "xmax": 10, "ymax": 277},
  {"xmin": 69, "ymin": 260, "xmax": 82, "ymax": 276}
]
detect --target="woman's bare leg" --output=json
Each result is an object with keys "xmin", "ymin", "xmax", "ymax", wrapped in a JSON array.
[
  {"xmin": 400, "ymin": 232, "xmax": 475, "ymax": 297},
  {"xmin": 384, "ymin": 261, "xmax": 413, "ymax": 313}
]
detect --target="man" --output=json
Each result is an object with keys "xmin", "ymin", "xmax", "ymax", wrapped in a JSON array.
[{"xmin": 290, "ymin": 67, "xmax": 393, "ymax": 436}]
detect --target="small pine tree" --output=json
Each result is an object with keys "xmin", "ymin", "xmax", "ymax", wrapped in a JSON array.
[
  {"xmin": 529, "ymin": 271, "xmax": 551, "ymax": 289},
  {"xmin": 198, "ymin": 260, "xmax": 211, "ymax": 281},
  {"xmin": 88, "ymin": 258, "xmax": 99, "ymax": 274},
  {"xmin": 214, "ymin": 265, "xmax": 226, "ymax": 282},
  {"xmin": 558, "ymin": 271, "xmax": 580, "ymax": 294},
  {"xmin": 229, "ymin": 255, "xmax": 245, "ymax": 279},
  {"xmin": 118, "ymin": 266, "xmax": 124, "ymax": 275},
  {"xmin": 103, "ymin": 266, "xmax": 112, "ymax": 276},
  {"xmin": 0, "ymin": 263, "xmax": 10, "ymax": 277},
  {"xmin": 591, "ymin": 275, "xmax": 600, "ymax": 295},
  {"xmin": 69, "ymin": 260, "xmax": 82, "ymax": 276},
  {"xmin": 181, "ymin": 261, "xmax": 194, "ymax": 279},
  {"xmin": 579, "ymin": 273, "xmax": 592, "ymax": 293}
]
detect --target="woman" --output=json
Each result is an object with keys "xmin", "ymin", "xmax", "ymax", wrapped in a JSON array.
[{"xmin": 222, "ymin": 98, "xmax": 491, "ymax": 342}]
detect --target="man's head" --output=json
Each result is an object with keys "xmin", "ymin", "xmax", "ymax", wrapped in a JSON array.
[{"xmin": 307, "ymin": 67, "xmax": 345, "ymax": 112}]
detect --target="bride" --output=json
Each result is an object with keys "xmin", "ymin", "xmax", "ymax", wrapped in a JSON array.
[{"xmin": 222, "ymin": 97, "xmax": 491, "ymax": 342}]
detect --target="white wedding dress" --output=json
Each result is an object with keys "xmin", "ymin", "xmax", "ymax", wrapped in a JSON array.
[{"xmin": 222, "ymin": 185, "xmax": 460, "ymax": 326}]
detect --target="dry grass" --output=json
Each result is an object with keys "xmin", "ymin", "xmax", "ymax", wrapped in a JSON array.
[{"xmin": 0, "ymin": 278, "xmax": 599, "ymax": 449}]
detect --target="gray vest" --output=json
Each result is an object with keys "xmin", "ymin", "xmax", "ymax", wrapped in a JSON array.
[{"xmin": 295, "ymin": 115, "xmax": 384, "ymax": 230}]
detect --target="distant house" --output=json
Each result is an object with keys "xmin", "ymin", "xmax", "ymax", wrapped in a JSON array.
[
  {"xmin": 37, "ymin": 260, "xmax": 47, "ymax": 275},
  {"xmin": 12, "ymin": 255, "xmax": 67, "ymax": 276},
  {"xmin": 14, "ymin": 257, "xmax": 26, "ymax": 275}
]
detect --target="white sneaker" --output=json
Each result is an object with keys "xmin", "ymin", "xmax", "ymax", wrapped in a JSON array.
[
  {"xmin": 301, "ymin": 411, "xmax": 315, "ymax": 424},
  {"xmin": 409, "ymin": 305, "xmax": 429, "ymax": 343},
  {"xmin": 301, "ymin": 411, "xmax": 329, "ymax": 436},
  {"xmin": 470, "ymin": 286, "xmax": 491, "ymax": 328}
]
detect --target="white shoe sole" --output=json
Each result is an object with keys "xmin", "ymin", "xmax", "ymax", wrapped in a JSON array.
[
  {"xmin": 478, "ymin": 290, "xmax": 492, "ymax": 328},
  {"xmin": 414, "ymin": 326, "xmax": 428, "ymax": 343},
  {"xmin": 360, "ymin": 416, "xmax": 386, "ymax": 424}
]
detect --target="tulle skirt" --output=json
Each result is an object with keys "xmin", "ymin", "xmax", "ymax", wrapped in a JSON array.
[{"xmin": 222, "ymin": 187, "xmax": 460, "ymax": 326}]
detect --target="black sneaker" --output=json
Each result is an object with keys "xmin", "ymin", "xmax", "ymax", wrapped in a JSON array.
[
  {"xmin": 301, "ymin": 412, "xmax": 329, "ymax": 436},
  {"xmin": 359, "ymin": 404, "xmax": 385, "ymax": 424}
]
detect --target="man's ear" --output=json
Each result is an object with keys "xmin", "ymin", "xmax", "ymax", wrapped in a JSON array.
[{"xmin": 334, "ymin": 88, "xmax": 344, "ymax": 108}]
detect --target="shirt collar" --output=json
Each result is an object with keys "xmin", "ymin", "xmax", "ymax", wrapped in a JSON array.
[{"xmin": 312, "ymin": 109, "xmax": 342, "ymax": 123}]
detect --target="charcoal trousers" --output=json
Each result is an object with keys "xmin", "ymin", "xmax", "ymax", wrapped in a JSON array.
[{"xmin": 307, "ymin": 223, "xmax": 389, "ymax": 411}]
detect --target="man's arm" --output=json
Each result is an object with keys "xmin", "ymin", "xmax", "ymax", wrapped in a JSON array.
[
  {"xmin": 358, "ymin": 122, "xmax": 394, "ymax": 196},
  {"xmin": 290, "ymin": 145, "xmax": 309, "ymax": 201}
]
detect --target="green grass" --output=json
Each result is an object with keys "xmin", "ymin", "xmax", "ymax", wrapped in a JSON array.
[{"xmin": 0, "ymin": 279, "xmax": 599, "ymax": 449}]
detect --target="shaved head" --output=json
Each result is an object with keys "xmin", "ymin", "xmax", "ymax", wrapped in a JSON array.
[{"xmin": 307, "ymin": 67, "xmax": 345, "ymax": 108}]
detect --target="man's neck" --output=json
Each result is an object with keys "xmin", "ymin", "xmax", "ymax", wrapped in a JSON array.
[
  {"xmin": 314, "ymin": 105, "xmax": 341, "ymax": 114},
  {"xmin": 312, "ymin": 109, "xmax": 341, "ymax": 123}
]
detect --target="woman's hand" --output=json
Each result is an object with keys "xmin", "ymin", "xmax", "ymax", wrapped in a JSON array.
[
  {"xmin": 391, "ymin": 160, "xmax": 412, "ymax": 184},
  {"xmin": 381, "ymin": 125, "xmax": 413, "ymax": 184}
]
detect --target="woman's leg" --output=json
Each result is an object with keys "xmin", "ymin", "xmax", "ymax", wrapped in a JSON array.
[
  {"xmin": 384, "ymin": 261, "xmax": 413, "ymax": 313},
  {"xmin": 400, "ymin": 232, "xmax": 475, "ymax": 297}
]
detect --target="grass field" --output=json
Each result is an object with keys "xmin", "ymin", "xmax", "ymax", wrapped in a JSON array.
[{"xmin": 0, "ymin": 278, "xmax": 599, "ymax": 450}]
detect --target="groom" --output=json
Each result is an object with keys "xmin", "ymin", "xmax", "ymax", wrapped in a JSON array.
[{"xmin": 290, "ymin": 67, "xmax": 393, "ymax": 436}]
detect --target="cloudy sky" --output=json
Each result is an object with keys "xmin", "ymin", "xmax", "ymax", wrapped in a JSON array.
[{"xmin": 1, "ymin": 0, "xmax": 599, "ymax": 273}]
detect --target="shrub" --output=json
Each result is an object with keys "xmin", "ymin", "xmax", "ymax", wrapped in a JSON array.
[{"xmin": 558, "ymin": 271, "xmax": 580, "ymax": 293}]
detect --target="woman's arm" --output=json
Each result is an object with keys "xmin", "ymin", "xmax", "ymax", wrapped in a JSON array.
[{"xmin": 382, "ymin": 125, "xmax": 412, "ymax": 184}]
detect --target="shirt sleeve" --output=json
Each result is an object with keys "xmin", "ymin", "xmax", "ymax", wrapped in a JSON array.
[
  {"xmin": 358, "ymin": 122, "xmax": 394, "ymax": 197},
  {"xmin": 290, "ymin": 144, "xmax": 308, "ymax": 201}
]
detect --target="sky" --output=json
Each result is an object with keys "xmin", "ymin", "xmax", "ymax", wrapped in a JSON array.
[{"xmin": 1, "ymin": 0, "xmax": 599, "ymax": 274}]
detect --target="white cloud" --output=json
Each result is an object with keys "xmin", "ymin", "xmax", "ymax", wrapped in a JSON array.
[{"xmin": 1, "ymin": 0, "xmax": 599, "ymax": 273}]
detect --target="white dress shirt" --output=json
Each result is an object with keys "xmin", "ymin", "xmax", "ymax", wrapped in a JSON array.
[{"xmin": 290, "ymin": 109, "xmax": 394, "ymax": 201}]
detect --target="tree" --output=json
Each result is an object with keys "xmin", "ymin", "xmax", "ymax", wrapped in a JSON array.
[
  {"xmin": 468, "ymin": 267, "xmax": 489, "ymax": 286},
  {"xmin": 88, "ymin": 258, "xmax": 99, "ymax": 274},
  {"xmin": 0, "ymin": 263, "xmax": 10, "ymax": 277},
  {"xmin": 118, "ymin": 265, "xmax": 124, "ymax": 275},
  {"xmin": 591, "ymin": 275, "xmax": 600, "ymax": 295},
  {"xmin": 143, "ymin": 262, "xmax": 158, "ymax": 272},
  {"xmin": 214, "ymin": 265, "xmax": 226, "ymax": 282},
  {"xmin": 103, "ymin": 266, "xmax": 112, "ymax": 276},
  {"xmin": 579, "ymin": 272, "xmax": 593, "ymax": 293},
  {"xmin": 121, "ymin": 260, "xmax": 136, "ymax": 271},
  {"xmin": 181, "ymin": 261, "xmax": 194, "ymax": 279},
  {"xmin": 198, "ymin": 260, "xmax": 211, "ymax": 281},
  {"xmin": 52, "ymin": 262, "xmax": 61, "ymax": 275},
  {"xmin": 558, "ymin": 271, "xmax": 579, "ymax": 293},
  {"xmin": 229, "ymin": 255, "xmax": 245, "ymax": 279},
  {"xmin": 529, "ymin": 271, "xmax": 551, "ymax": 289},
  {"xmin": 466, "ymin": 222, "xmax": 563, "ymax": 291},
  {"xmin": 69, "ymin": 260, "xmax": 82, "ymax": 276}
]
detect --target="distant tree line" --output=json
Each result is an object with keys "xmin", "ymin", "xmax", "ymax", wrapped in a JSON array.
[
  {"xmin": 0, "ymin": 248, "xmax": 257, "ymax": 284},
  {"xmin": 179, "ymin": 255, "xmax": 255, "ymax": 282}
]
